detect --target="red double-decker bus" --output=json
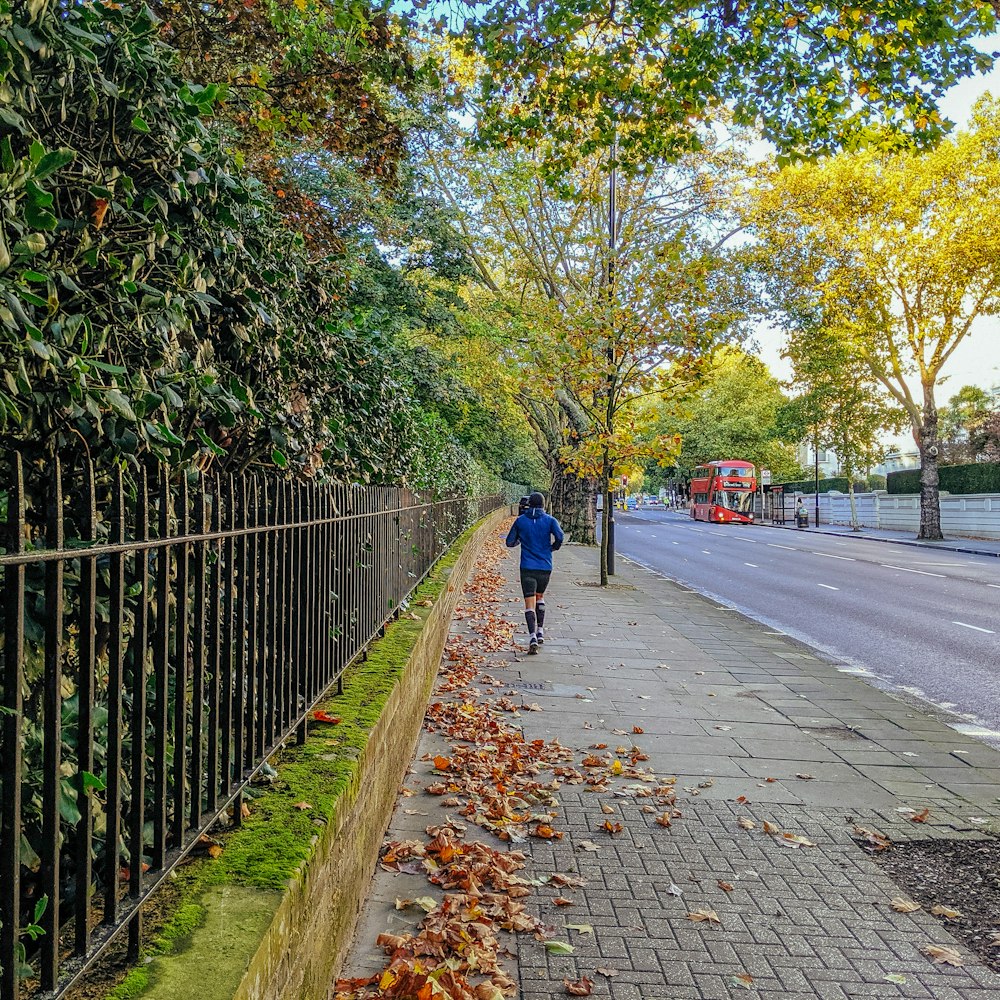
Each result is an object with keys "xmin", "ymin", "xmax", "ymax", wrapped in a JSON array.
[{"xmin": 689, "ymin": 460, "xmax": 756, "ymax": 523}]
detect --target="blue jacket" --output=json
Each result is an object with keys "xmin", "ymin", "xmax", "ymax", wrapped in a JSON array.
[{"xmin": 506, "ymin": 507, "xmax": 564, "ymax": 571}]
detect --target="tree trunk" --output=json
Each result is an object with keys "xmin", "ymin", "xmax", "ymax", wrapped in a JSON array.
[
  {"xmin": 548, "ymin": 457, "xmax": 597, "ymax": 544},
  {"xmin": 917, "ymin": 384, "xmax": 944, "ymax": 540},
  {"xmin": 848, "ymin": 479, "xmax": 859, "ymax": 531}
]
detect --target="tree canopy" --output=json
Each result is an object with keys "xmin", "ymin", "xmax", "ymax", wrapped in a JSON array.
[
  {"xmin": 461, "ymin": 0, "xmax": 997, "ymax": 173},
  {"xmin": 751, "ymin": 95, "xmax": 1000, "ymax": 538}
]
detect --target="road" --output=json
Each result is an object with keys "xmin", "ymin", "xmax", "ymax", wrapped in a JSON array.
[{"xmin": 612, "ymin": 507, "xmax": 1000, "ymax": 735}]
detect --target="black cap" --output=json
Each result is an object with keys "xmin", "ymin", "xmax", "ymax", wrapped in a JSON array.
[{"xmin": 528, "ymin": 491, "xmax": 545, "ymax": 508}]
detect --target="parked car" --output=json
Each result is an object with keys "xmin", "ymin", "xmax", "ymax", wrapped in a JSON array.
[{"xmin": 518, "ymin": 495, "xmax": 531, "ymax": 515}]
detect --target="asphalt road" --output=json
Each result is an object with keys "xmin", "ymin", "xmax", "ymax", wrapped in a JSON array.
[{"xmin": 612, "ymin": 507, "xmax": 1000, "ymax": 734}]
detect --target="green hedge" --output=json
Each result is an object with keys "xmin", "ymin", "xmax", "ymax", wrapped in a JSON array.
[
  {"xmin": 887, "ymin": 463, "xmax": 1000, "ymax": 494},
  {"xmin": 773, "ymin": 476, "xmax": 850, "ymax": 494}
]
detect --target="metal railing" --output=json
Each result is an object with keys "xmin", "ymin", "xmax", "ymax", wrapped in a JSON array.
[{"xmin": 0, "ymin": 454, "xmax": 506, "ymax": 999}]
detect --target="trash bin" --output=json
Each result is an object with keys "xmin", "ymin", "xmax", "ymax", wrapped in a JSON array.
[{"xmin": 796, "ymin": 511, "xmax": 809, "ymax": 528}]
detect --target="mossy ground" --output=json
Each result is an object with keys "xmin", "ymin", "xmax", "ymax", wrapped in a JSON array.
[{"xmin": 98, "ymin": 529, "xmax": 474, "ymax": 1000}]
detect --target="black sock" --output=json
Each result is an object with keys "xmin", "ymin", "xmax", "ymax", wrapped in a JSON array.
[
  {"xmin": 525, "ymin": 609, "xmax": 536, "ymax": 636},
  {"xmin": 536, "ymin": 601, "xmax": 545, "ymax": 629}
]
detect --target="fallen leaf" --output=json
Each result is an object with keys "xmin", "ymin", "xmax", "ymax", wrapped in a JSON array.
[
  {"xmin": 921, "ymin": 943, "xmax": 964, "ymax": 966},
  {"xmin": 910, "ymin": 807, "xmax": 931, "ymax": 823},
  {"xmin": 207, "ymin": 844, "xmax": 223, "ymax": 859},
  {"xmin": 578, "ymin": 840, "xmax": 601, "ymax": 852},
  {"xmin": 293, "ymin": 801, "xmax": 313, "ymax": 811},
  {"xmin": 737, "ymin": 817, "xmax": 755, "ymax": 830},
  {"xmin": 655, "ymin": 812, "xmax": 672, "ymax": 828},
  {"xmin": 891, "ymin": 898, "xmax": 922, "ymax": 913},
  {"xmin": 240, "ymin": 802, "xmax": 252, "ymax": 818},
  {"xmin": 715, "ymin": 725, "xmax": 732, "ymax": 731},
  {"xmin": 930, "ymin": 904, "xmax": 962, "ymax": 920},
  {"xmin": 717, "ymin": 880, "xmax": 734, "ymax": 892},
  {"xmin": 795, "ymin": 773, "xmax": 814, "ymax": 780},
  {"xmin": 312, "ymin": 710, "xmax": 341, "ymax": 724},
  {"xmin": 611, "ymin": 760, "xmax": 623, "ymax": 776},
  {"xmin": 632, "ymin": 726, "xmax": 644, "ymax": 734},
  {"xmin": 599, "ymin": 820, "xmax": 624, "ymax": 834},
  {"xmin": 595, "ymin": 968, "xmax": 618, "ymax": 977},
  {"xmin": 729, "ymin": 973, "xmax": 754, "ymax": 989},
  {"xmin": 563, "ymin": 977, "xmax": 593, "ymax": 996},
  {"xmin": 611, "ymin": 728, "xmax": 627, "ymax": 736},
  {"xmin": 433, "ymin": 755, "xmax": 452, "ymax": 771},
  {"xmin": 544, "ymin": 940, "xmax": 575, "ymax": 955},
  {"xmin": 884, "ymin": 973, "xmax": 907, "ymax": 984},
  {"xmin": 601, "ymin": 803, "xmax": 615, "ymax": 814},
  {"xmin": 780, "ymin": 833, "xmax": 816, "ymax": 849},
  {"xmin": 686, "ymin": 908, "xmax": 722, "ymax": 926},
  {"xmin": 853, "ymin": 825, "xmax": 892, "ymax": 851},
  {"xmin": 762, "ymin": 820, "xmax": 779, "ymax": 835},
  {"xmin": 565, "ymin": 923, "xmax": 594, "ymax": 935}
]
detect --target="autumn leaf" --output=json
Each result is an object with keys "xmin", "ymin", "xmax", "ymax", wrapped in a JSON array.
[
  {"xmin": 910, "ymin": 807, "xmax": 931, "ymax": 823},
  {"xmin": 762, "ymin": 820, "xmax": 779, "ymax": 835},
  {"xmin": 433, "ymin": 755, "xmax": 452, "ymax": 771},
  {"xmin": 595, "ymin": 967, "xmax": 618, "ymax": 977},
  {"xmin": 930, "ymin": 904, "xmax": 962, "ymax": 920},
  {"xmin": 565, "ymin": 923, "xmax": 593, "ymax": 934},
  {"xmin": 737, "ymin": 817, "xmax": 755, "ymax": 830},
  {"xmin": 891, "ymin": 898, "xmax": 921, "ymax": 913},
  {"xmin": 207, "ymin": 843, "xmax": 223, "ymax": 859},
  {"xmin": 599, "ymin": 820, "xmax": 624, "ymax": 834},
  {"xmin": 729, "ymin": 973, "xmax": 754, "ymax": 989},
  {"xmin": 853, "ymin": 825, "xmax": 892, "ymax": 851},
  {"xmin": 717, "ymin": 880, "xmax": 733, "ymax": 892},
  {"xmin": 655, "ymin": 812, "xmax": 672, "ymax": 828},
  {"xmin": 553, "ymin": 896, "xmax": 574, "ymax": 906},
  {"xmin": 921, "ymin": 943, "xmax": 964, "ymax": 966},
  {"xmin": 779, "ymin": 832, "xmax": 816, "ymax": 849},
  {"xmin": 563, "ymin": 976, "xmax": 593, "ymax": 996},
  {"xmin": 601, "ymin": 803, "xmax": 615, "ymax": 814},
  {"xmin": 312, "ymin": 710, "xmax": 341, "ymax": 724},
  {"xmin": 686, "ymin": 908, "xmax": 722, "ymax": 926},
  {"xmin": 610, "ymin": 760, "xmax": 623, "ymax": 776},
  {"xmin": 545, "ymin": 940, "xmax": 575, "ymax": 955},
  {"xmin": 577, "ymin": 840, "xmax": 601, "ymax": 852},
  {"xmin": 795, "ymin": 773, "xmax": 814, "ymax": 780},
  {"xmin": 632, "ymin": 726, "xmax": 644, "ymax": 734},
  {"xmin": 293, "ymin": 801, "xmax": 312, "ymax": 810},
  {"xmin": 735, "ymin": 795, "xmax": 749, "ymax": 804}
]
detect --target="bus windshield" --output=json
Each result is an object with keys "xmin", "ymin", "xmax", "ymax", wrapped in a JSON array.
[
  {"xmin": 718, "ymin": 467, "xmax": 752, "ymax": 478},
  {"xmin": 716, "ymin": 491, "xmax": 754, "ymax": 513}
]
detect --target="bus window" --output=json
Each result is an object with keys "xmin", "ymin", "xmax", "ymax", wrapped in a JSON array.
[
  {"xmin": 719, "ymin": 467, "xmax": 752, "ymax": 478},
  {"xmin": 717, "ymin": 491, "xmax": 754, "ymax": 513}
]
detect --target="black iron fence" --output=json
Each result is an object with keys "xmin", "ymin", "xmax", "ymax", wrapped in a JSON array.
[{"xmin": 0, "ymin": 454, "xmax": 509, "ymax": 999}]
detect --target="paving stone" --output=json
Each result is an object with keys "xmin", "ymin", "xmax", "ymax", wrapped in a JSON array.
[{"xmin": 335, "ymin": 540, "xmax": 1000, "ymax": 1000}]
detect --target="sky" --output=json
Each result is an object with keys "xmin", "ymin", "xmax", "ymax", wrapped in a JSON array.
[{"xmin": 753, "ymin": 42, "xmax": 1000, "ymax": 404}]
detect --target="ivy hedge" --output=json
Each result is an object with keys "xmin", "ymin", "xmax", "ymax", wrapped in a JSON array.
[{"xmin": 887, "ymin": 463, "xmax": 1000, "ymax": 495}]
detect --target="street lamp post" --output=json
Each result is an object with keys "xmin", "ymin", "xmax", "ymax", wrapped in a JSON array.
[{"xmin": 814, "ymin": 428, "xmax": 820, "ymax": 527}]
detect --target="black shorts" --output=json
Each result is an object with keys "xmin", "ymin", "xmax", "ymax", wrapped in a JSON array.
[{"xmin": 519, "ymin": 569, "xmax": 551, "ymax": 598}]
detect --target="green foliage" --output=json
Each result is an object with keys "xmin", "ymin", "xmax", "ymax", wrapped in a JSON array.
[
  {"xmin": 463, "ymin": 0, "xmax": 996, "ymax": 174},
  {"xmin": 650, "ymin": 348, "xmax": 803, "ymax": 482},
  {"xmin": 888, "ymin": 463, "xmax": 1000, "ymax": 495},
  {"xmin": 775, "ymin": 476, "xmax": 850, "ymax": 494}
]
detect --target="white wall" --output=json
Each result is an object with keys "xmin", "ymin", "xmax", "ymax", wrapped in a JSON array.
[{"xmin": 777, "ymin": 491, "xmax": 1000, "ymax": 540}]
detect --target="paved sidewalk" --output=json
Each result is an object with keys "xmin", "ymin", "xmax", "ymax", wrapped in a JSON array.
[{"xmin": 338, "ymin": 537, "xmax": 1000, "ymax": 999}]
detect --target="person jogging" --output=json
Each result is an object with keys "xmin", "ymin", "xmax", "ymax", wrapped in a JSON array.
[{"xmin": 505, "ymin": 491, "xmax": 564, "ymax": 654}]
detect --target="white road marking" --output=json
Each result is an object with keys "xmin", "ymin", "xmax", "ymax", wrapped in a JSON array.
[
  {"xmin": 767, "ymin": 543, "xmax": 796, "ymax": 551},
  {"xmin": 817, "ymin": 583, "xmax": 839, "ymax": 590},
  {"xmin": 881, "ymin": 564, "xmax": 946, "ymax": 578},
  {"xmin": 702, "ymin": 549, "xmax": 711, "ymax": 554},
  {"xmin": 953, "ymin": 621, "xmax": 995, "ymax": 634},
  {"xmin": 988, "ymin": 584, "xmax": 1000, "ymax": 589},
  {"xmin": 672, "ymin": 541, "xmax": 679, "ymax": 545},
  {"xmin": 744, "ymin": 563, "xmax": 758, "ymax": 568},
  {"xmin": 812, "ymin": 552, "xmax": 855, "ymax": 561},
  {"xmin": 690, "ymin": 528, "xmax": 706, "ymax": 533}
]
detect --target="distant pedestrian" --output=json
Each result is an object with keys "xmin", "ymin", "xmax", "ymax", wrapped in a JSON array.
[{"xmin": 505, "ymin": 491, "xmax": 564, "ymax": 655}]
